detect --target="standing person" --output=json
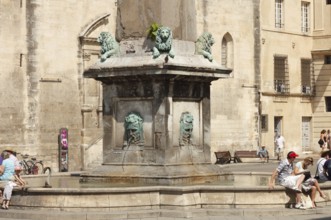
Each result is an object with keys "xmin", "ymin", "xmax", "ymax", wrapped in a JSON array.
[
  {"xmin": 318, "ymin": 129, "xmax": 327, "ymax": 150},
  {"xmin": 1, "ymin": 181, "xmax": 17, "ymax": 209},
  {"xmin": 6, "ymin": 149, "xmax": 20, "ymax": 171},
  {"xmin": 316, "ymin": 150, "xmax": 330, "ymax": 181},
  {"xmin": 294, "ymin": 157, "xmax": 327, "ymax": 208},
  {"xmin": 0, "ymin": 151, "xmax": 15, "ymax": 181},
  {"xmin": 327, "ymin": 130, "xmax": 331, "ymax": 149},
  {"xmin": 269, "ymin": 151, "xmax": 305, "ymax": 209},
  {"xmin": 275, "ymin": 134, "xmax": 285, "ymax": 161}
]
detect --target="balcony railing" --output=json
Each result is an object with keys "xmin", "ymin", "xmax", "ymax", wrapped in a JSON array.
[
  {"xmin": 274, "ymin": 80, "xmax": 289, "ymax": 93},
  {"xmin": 302, "ymin": 85, "xmax": 312, "ymax": 95},
  {"xmin": 301, "ymin": 26, "xmax": 310, "ymax": 33}
]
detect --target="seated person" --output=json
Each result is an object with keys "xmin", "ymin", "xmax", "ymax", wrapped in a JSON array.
[
  {"xmin": 257, "ymin": 145, "xmax": 268, "ymax": 162},
  {"xmin": 316, "ymin": 150, "xmax": 330, "ymax": 181},
  {"xmin": 14, "ymin": 166, "xmax": 26, "ymax": 186},
  {"xmin": 294, "ymin": 157, "xmax": 327, "ymax": 208},
  {"xmin": 323, "ymin": 154, "xmax": 331, "ymax": 180},
  {"xmin": 269, "ymin": 151, "xmax": 305, "ymax": 209}
]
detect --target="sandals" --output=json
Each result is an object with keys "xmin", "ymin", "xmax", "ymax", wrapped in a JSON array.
[
  {"xmin": 320, "ymin": 193, "xmax": 328, "ymax": 200},
  {"xmin": 292, "ymin": 186, "xmax": 302, "ymax": 192}
]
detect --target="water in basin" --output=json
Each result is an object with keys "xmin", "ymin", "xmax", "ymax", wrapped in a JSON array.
[{"xmin": 23, "ymin": 174, "xmax": 270, "ymax": 188}]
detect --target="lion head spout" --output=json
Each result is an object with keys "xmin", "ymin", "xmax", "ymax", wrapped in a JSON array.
[
  {"xmin": 152, "ymin": 27, "xmax": 175, "ymax": 59},
  {"xmin": 123, "ymin": 112, "xmax": 144, "ymax": 147},
  {"xmin": 179, "ymin": 112, "xmax": 194, "ymax": 146}
]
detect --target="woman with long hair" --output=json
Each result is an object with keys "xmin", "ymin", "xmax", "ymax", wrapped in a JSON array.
[{"xmin": 294, "ymin": 157, "xmax": 327, "ymax": 208}]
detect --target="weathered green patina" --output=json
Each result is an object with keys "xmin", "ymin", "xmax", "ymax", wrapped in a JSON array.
[
  {"xmin": 97, "ymin": 32, "xmax": 120, "ymax": 62},
  {"xmin": 153, "ymin": 26, "xmax": 175, "ymax": 59},
  {"xmin": 195, "ymin": 32, "xmax": 215, "ymax": 62},
  {"xmin": 179, "ymin": 112, "xmax": 193, "ymax": 146},
  {"xmin": 123, "ymin": 112, "xmax": 144, "ymax": 147}
]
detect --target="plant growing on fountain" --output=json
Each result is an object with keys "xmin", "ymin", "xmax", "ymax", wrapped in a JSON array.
[{"xmin": 146, "ymin": 22, "xmax": 160, "ymax": 41}]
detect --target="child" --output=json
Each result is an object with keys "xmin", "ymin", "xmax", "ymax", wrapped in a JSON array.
[
  {"xmin": 1, "ymin": 181, "xmax": 17, "ymax": 209},
  {"xmin": 14, "ymin": 166, "xmax": 26, "ymax": 187}
]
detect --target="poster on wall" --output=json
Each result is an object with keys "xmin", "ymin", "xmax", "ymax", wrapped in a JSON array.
[{"xmin": 59, "ymin": 128, "xmax": 68, "ymax": 172}]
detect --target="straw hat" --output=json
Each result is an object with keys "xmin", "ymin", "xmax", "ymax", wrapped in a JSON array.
[{"xmin": 5, "ymin": 148, "xmax": 15, "ymax": 154}]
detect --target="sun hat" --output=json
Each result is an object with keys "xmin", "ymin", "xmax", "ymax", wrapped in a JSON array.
[{"xmin": 5, "ymin": 147, "xmax": 15, "ymax": 154}]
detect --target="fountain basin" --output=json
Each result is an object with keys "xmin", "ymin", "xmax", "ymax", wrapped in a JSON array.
[{"xmin": 8, "ymin": 172, "xmax": 331, "ymax": 211}]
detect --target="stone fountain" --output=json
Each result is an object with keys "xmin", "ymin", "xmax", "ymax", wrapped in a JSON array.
[
  {"xmin": 81, "ymin": 1, "xmax": 232, "ymax": 185},
  {"xmin": 8, "ymin": 2, "xmax": 331, "ymax": 214}
]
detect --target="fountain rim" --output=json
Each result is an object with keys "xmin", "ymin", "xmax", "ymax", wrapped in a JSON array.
[{"xmin": 16, "ymin": 172, "xmax": 331, "ymax": 194}]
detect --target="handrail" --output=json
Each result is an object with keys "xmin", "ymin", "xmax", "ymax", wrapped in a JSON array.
[{"xmin": 85, "ymin": 134, "xmax": 103, "ymax": 151}]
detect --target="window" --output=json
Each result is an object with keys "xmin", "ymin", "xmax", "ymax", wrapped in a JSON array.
[
  {"xmin": 261, "ymin": 115, "xmax": 268, "ymax": 132},
  {"xmin": 275, "ymin": 0, "xmax": 284, "ymax": 28},
  {"xmin": 221, "ymin": 33, "xmax": 234, "ymax": 68},
  {"xmin": 301, "ymin": 2, "xmax": 310, "ymax": 33},
  {"xmin": 301, "ymin": 117, "xmax": 311, "ymax": 152},
  {"xmin": 301, "ymin": 59, "xmax": 312, "ymax": 95},
  {"xmin": 221, "ymin": 39, "xmax": 227, "ymax": 67},
  {"xmin": 325, "ymin": 97, "xmax": 331, "ymax": 112},
  {"xmin": 325, "ymin": 55, "xmax": 331, "ymax": 64},
  {"xmin": 20, "ymin": 53, "xmax": 23, "ymax": 67},
  {"xmin": 274, "ymin": 55, "xmax": 289, "ymax": 93}
]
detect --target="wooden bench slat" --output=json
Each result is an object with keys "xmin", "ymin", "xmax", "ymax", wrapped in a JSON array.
[
  {"xmin": 214, "ymin": 151, "xmax": 233, "ymax": 165},
  {"xmin": 234, "ymin": 150, "xmax": 269, "ymax": 163}
]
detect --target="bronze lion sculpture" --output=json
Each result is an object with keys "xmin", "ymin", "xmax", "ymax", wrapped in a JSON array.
[
  {"xmin": 153, "ymin": 26, "xmax": 175, "ymax": 59},
  {"xmin": 195, "ymin": 32, "xmax": 215, "ymax": 62},
  {"xmin": 97, "ymin": 32, "xmax": 120, "ymax": 62}
]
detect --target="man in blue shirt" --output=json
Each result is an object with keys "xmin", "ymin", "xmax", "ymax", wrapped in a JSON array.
[{"xmin": 269, "ymin": 151, "xmax": 305, "ymax": 209}]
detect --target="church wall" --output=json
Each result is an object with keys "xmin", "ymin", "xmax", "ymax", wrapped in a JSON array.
[
  {"xmin": 196, "ymin": 0, "xmax": 260, "ymax": 160},
  {"xmin": 0, "ymin": 0, "xmax": 117, "ymax": 171},
  {"xmin": 0, "ymin": 1, "xmax": 27, "ymax": 149}
]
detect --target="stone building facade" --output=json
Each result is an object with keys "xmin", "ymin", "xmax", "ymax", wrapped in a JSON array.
[
  {"xmin": 0, "ymin": 0, "xmax": 329, "ymax": 171},
  {"xmin": 260, "ymin": 0, "xmax": 331, "ymax": 155}
]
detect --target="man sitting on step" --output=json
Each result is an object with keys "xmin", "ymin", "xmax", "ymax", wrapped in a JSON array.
[{"xmin": 269, "ymin": 151, "xmax": 305, "ymax": 209}]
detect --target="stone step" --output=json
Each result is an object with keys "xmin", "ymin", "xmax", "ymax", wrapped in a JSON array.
[{"xmin": 0, "ymin": 207, "xmax": 329, "ymax": 220}]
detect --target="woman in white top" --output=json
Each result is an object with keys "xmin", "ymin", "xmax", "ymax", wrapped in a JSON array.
[{"xmin": 294, "ymin": 157, "xmax": 327, "ymax": 208}]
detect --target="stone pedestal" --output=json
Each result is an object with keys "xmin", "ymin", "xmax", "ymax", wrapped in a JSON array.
[{"xmin": 82, "ymin": 39, "xmax": 231, "ymax": 184}]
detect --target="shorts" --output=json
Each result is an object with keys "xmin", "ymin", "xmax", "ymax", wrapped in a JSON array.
[
  {"xmin": 280, "ymin": 175, "xmax": 303, "ymax": 189},
  {"xmin": 302, "ymin": 178, "xmax": 316, "ymax": 192},
  {"xmin": 258, "ymin": 152, "xmax": 267, "ymax": 158},
  {"xmin": 276, "ymin": 147, "xmax": 284, "ymax": 153}
]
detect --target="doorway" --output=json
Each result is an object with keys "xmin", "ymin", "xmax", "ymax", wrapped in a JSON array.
[
  {"xmin": 274, "ymin": 116, "xmax": 283, "ymax": 136},
  {"xmin": 302, "ymin": 117, "xmax": 311, "ymax": 152}
]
